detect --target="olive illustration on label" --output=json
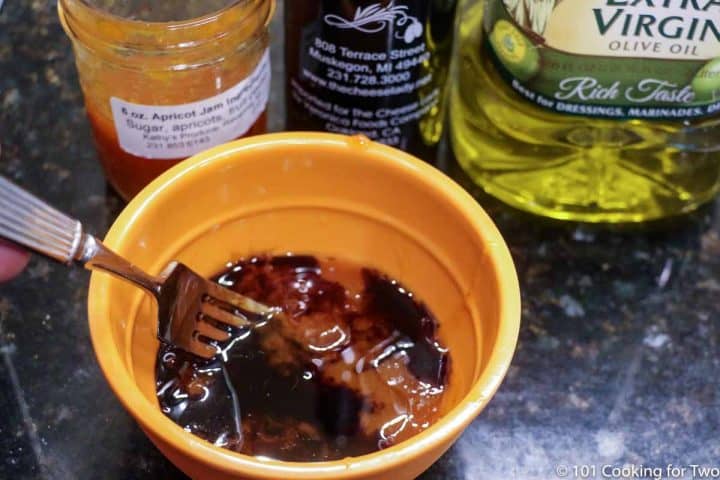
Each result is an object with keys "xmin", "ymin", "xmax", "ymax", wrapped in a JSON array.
[
  {"xmin": 489, "ymin": 19, "xmax": 540, "ymax": 82},
  {"xmin": 692, "ymin": 57, "xmax": 720, "ymax": 102}
]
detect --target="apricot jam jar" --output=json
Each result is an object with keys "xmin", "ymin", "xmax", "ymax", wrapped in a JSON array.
[{"xmin": 59, "ymin": 0, "xmax": 274, "ymax": 200}]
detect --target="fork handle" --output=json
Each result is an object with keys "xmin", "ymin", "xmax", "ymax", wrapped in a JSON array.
[
  {"xmin": 75, "ymin": 235, "xmax": 162, "ymax": 296},
  {"xmin": 0, "ymin": 175, "xmax": 161, "ymax": 295},
  {"xmin": 0, "ymin": 175, "xmax": 84, "ymax": 263}
]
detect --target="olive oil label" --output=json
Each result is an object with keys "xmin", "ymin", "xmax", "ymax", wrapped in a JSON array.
[
  {"xmin": 289, "ymin": 1, "xmax": 456, "ymax": 150},
  {"xmin": 110, "ymin": 50, "xmax": 270, "ymax": 159},
  {"xmin": 486, "ymin": 0, "xmax": 720, "ymax": 119}
]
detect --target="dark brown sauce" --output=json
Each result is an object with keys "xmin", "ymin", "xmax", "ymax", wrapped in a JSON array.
[{"xmin": 156, "ymin": 255, "xmax": 449, "ymax": 461}]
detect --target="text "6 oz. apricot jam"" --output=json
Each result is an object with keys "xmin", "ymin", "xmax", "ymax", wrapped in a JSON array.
[{"xmin": 59, "ymin": 0, "xmax": 274, "ymax": 200}]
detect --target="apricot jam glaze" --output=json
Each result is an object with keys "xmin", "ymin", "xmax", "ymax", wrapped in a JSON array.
[
  {"xmin": 156, "ymin": 255, "xmax": 450, "ymax": 461},
  {"xmin": 59, "ymin": 0, "xmax": 274, "ymax": 199}
]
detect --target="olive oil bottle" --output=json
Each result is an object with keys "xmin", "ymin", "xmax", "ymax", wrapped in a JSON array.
[{"xmin": 451, "ymin": 0, "xmax": 720, "ymax": 222}]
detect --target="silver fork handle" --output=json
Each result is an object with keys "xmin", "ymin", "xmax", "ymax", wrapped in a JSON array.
[
  {"xmin": 0, "ymin": 175, "xmax": 161, "ymax": 295},
  {"xmin": 0, "ymin": 175, "xmax": 83, "ymax": 263},
  {"xmin": 76, "ymin": 235, "xmax": 162, "ymax": 295}
]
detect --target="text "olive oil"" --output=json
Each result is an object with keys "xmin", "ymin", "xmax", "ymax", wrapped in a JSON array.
[{"xmin": 451, "ymin": 0, "xmax": 720, "ymax": 222}]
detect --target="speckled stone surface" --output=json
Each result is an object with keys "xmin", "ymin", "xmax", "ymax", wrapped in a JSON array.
[{"xmin": 1, "ymin": 2, "xmax": 720, "ymax": 479}]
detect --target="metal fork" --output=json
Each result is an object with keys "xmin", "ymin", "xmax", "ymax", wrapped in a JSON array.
[{"xmin": 0, "ymin": 175, "xmax": 279, "ymax": 359}]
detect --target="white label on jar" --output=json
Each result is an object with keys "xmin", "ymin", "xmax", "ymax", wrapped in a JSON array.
[{"xmin": 110, "ymin": 49, "xmax": 270, "ymax": 159}]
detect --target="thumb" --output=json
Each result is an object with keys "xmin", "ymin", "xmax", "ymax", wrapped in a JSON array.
[{"xmin": 0, "ymin": 239, "xmax": 30, "ymax": 282}]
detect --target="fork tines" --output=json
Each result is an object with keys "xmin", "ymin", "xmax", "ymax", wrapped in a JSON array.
[
  {"xmin": 204, "ymin": 281, "xmax": 279, "ymax": 320},
  {"xmin": 190, "ymin": 282, "xmax": 281, "ymax": 358}
]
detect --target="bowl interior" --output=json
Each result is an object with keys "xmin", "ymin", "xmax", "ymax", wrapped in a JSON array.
[{"xmin": 89, "ymin": 134, "xmax": 515, "ymax": 477}]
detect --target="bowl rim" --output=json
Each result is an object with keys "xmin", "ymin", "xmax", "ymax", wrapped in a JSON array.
[{"xmin": 87, "ymin": 132, "xmax": 521, "ymax": 478}]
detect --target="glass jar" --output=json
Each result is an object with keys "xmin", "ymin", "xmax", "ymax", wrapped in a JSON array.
[{"xmin": 59, "ymin": 0, "xmax": 274, "ymax": 200}]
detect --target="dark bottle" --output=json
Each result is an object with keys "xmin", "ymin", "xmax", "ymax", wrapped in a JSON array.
[{"xmin": 285, "ymin": 0, "xmax": 457, "ymax": 161}]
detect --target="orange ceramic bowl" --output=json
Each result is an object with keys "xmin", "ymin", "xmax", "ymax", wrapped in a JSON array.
[{"xmin": 87, "ymin": 133, "xmax": 521, "ymax": 480}]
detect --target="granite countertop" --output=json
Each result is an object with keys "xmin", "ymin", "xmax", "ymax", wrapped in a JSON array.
[{"xmin": 2, "ymin": 2, "xmax": 720, "ymax": 479}]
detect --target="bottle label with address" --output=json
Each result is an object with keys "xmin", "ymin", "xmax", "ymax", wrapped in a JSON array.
[
  {"xmin": 110, "ymin": 50, "xmax": 270, "ymax": 159},
  {"xmin": 485, "ymin": 0, "xmax": 720, "ymax": 119},
  {"xmin": 289, "ymin": 1, "xmax": 456, "ymax": 150}
]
